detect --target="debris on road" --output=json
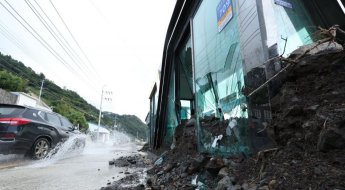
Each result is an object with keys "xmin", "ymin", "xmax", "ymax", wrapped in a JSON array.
[
  {"xmin": 101, "ymin": 154, "xmax": 153, "ymax": 190},
  {"xmin": 141, "ymin": 33, "xmax": 345, "ymax": 189},
  {"xmin": 110, "ymin": 154, "xmax": 152, "ymax": 168},
  {"xmin": 100, "ymin": 26, "xmax": 345, "ymax": 190}
]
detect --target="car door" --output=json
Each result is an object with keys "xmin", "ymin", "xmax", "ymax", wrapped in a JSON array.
[
  {"xmin": 19, "ymin": 109, "xmax": 54, "ymax": 143},
  {"xmin": 46, "ymin": 113, "xmax": 69, "ymax": 140},
  {"xmin": 60, "ymin": 117, "xmax": 74, "ymax": 132}
]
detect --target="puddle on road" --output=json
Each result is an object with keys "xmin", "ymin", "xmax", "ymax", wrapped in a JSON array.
[
  {"xmin": 0, "ymin": 154, "xmax": 27, "ymax": 169},
  {"xmin": 0, "ymin": 131, "xmax": 149, "ymax": 190},
  {"xmin": 21, "ymin": 131, "xmax": 135, "ymax": 168},
  {"xmin": 25, "ymin": 134, "xmax": 87, "ymax": 168},
  {"xmin": 0, "ymin": 130, "xmax": 135, "ymax": 169}
]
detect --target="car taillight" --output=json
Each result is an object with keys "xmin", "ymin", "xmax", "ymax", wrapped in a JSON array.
[{"xmin": 0, "ymin": 118, "xmax": 31, "ymax": 126}]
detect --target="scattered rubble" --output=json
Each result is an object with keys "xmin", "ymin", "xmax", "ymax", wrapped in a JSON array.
[
  {"xmin": 110, "ymin": 154, "xmax": 152, "ymax": 168},
  {"xmin": 101, "ymin": 173, "xmax": 145, "ymax": 190},
  {"xmin": 141, "ymin": 38, "xmax": 345, "ymax": 189},
  {"xmin": 101, "ymin": 154, "xmax": 153, "ymax": 190},
  {"xmin": 101, "ymin": 27, "xmax": 345, "ymax": 190}
]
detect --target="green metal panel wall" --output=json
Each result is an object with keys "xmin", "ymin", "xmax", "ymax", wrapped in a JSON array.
[{"xmin": 164, "ymin": 69, "xmax": 178, "ymax": 146}]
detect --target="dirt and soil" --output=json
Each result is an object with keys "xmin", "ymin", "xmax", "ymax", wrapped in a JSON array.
[
  {"xmin": 140, "ymin": 47, "xmax": 345, "ymax": 189},
  {"xmin": 234, "ymin": 50, "xmax": 345, "ymax": 190},
  {"xmin": 101, "ymin": 41, "xmax": 345, "ymax": 189}
]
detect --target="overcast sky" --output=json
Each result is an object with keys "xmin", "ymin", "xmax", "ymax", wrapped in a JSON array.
[{"xmin": 0, "ymin": 0, "xmax": 176, "ymax": 121}]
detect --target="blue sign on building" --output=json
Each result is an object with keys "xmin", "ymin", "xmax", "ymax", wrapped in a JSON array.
[
  {"xmin": 216, "ymin": 0, "xmax": 233, "ymax": 32},
  {"xmin": 274, "ymin": 0, "xmax": 293, "ymax": 9}
]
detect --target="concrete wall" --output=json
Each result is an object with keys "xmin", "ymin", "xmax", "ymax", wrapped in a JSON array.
[
  {"xmin": 16, "ymin": 93, "xmax": 37, "ymax": 107},
  {"xmin": 0, "ymin": 88, "xmax": 17, "ymax": 104}
]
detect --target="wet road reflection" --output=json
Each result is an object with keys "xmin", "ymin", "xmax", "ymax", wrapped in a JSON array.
[{"xmin": 0, "ymin": 138, "xmax": 142, "ymax": 190}]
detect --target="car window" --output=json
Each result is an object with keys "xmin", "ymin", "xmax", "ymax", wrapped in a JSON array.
[
  {"xmin": 0, "ymin": 106, "xmax": 25, "ymax": 116},
  {"xmin": 46, "ymin": 113, "xmax": 62, "ymax": 126},
  {"xmin": 60, "ymin": 117, "xmax": 73, "ymax": 130},
  {"xmin": 22, "ymin": 109, "xmax": 45, "ymax": 122},
  {"xmin": 38, "ymin": 111, "xmax": 46, "ymax": 120}
]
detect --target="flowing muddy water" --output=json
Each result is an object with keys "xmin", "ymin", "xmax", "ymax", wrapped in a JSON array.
[{"xmin": 0, "ymin": 133, "xmax": 144, "ymax": 190}]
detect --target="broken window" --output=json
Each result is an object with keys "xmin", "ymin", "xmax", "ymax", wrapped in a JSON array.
[
  {"xmin": 193, "ymin": 0, "xmax": 251, "ymax": 155},
  {"xmin": 176, "ymin": 37, "xmax": 194, "ymax": 122},
  {"xmin": 271, "ymin": 0, "xmax": 315, "ymax": 56}
]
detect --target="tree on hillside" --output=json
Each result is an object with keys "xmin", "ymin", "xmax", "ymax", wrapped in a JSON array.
[
  {"xmin": 0, "ymin": 70, "xmax": 27, "ymax": 91},
  {"xmin": 53, "ymin": 102, "xmax": 88, "ymax": 131}
]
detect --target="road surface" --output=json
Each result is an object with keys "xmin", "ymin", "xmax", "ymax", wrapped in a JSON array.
[{"xmin": 0, "ymin": 138, "xmax": 143, "ymax": 190}]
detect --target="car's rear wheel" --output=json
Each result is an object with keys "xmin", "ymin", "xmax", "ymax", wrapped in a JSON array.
[{"xmin": 32, "ymin": 138, "xmax": 50, "ymax": 160}]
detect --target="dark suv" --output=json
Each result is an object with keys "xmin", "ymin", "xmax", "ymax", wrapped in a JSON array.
[{"xmin": 0, "ymin": 104, "xmax": 85, "ymax": 159}]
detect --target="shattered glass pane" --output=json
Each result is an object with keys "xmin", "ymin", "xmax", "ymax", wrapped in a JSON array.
[
  {"xmin": 272, "ymin": 0, "xmax": 315, "ymax": 56},
  {"xmin": 193, "ymin": 0, "xmax": 251, "ymax": 156}
]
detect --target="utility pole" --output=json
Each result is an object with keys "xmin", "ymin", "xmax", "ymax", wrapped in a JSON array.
[
  {"xmin": 38, "ymin": 79, "xmax": 45, "ymax": 102},
  {"xmin": 97, "ymin": 86, "xmax": 112, "ymax": 142},
  {"xmin": 97, "ymin": 86, "xmax": 105, "ymax": 142}
]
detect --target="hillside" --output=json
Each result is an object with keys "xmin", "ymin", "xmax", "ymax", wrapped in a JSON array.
[
  {"xmin": 0, "ymin": 52, "xmax": 148, "ymax": 139},
  {"xmin": 103, "ymin": 112, "xmax": 148, "ymax": 140}
]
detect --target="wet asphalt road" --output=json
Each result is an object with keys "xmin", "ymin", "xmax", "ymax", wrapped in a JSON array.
[{"xmin": 0, "ymin": 140, "xmax": 142, "ymax": 190}]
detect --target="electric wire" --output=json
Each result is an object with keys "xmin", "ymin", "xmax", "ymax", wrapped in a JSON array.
[
  {"xmin": 25, "ymin": 0, "xmax": 86, "ymax": 72},
  {"xmin": 31, "ymin": 0, "xmax": 103, "ymax": 84},
  {"xmin": 0, "ymin": 22, "xmax": 26, "ymax": 49},
  {"xmin": 23, "ymin": 0, "xmax": 100, "ymax": 88},
  {"xmin": 0, "ymin": 1, "xmax": 80, "ymax": 80},
  {"xmin": 0, "ymin": 0, "xmax": 99, "ymax": 90},
  {"xmin": 49, "ymin": 0, "xmax": 103, "ymax": 83}
]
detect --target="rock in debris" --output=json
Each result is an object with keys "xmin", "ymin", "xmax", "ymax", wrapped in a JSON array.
[
  {"xmin": 205, "ymin": 157, "xmax": 225, "ymax": 175},
  {"xmin": 218, "ymin": 167, "xmax": 229, "ymax": 178},
  {"xmin": 146, "ymin": 178, "xmax": 153, "ymax": 187},
  {"xmin": 163, "ymin": 163, "xmax": 176, "ymax": 173},
  {"xmin": 215, "ymin": 176, "xmax": 233, "ymax": 190},
  {"xmin": 187, "ymin": 154, "xmax": 208, "ymax": 174},
  {"xmin": 228, "ymin": 184, "xmax": 241, "ymax": 190},
  {"xmin": 288, "ymin": 41, "xmax": 343, "ymax": 60},
  {"xmin": 317, "ymin": 121, "xmax": 345, "ymax": 151},
  {"xmin": 314, "ymin": 167, "xmax": 323, "ymax": 175},
  {"xmin": 109, "ymin": 160, "xmax": 115, "ymax": 165},
  {"xmin": 258, "ymin": 186, "xmax": 269, "ymax": 190},
  {"xmin": 268, "ymin": 179, "xmax": 277, "ymax": 189},
  {"xmin": 127, "ymin": 158, "xmax": 137, "ymax": 165}
]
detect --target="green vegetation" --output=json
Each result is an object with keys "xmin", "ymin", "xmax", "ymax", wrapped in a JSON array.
[
  {"xmin": 0, "ymin": 52, "xmax": 148, "ymax": 138},
  {"xmin": 52, "ymin": 102, "xmax": 88, "ymax": 131},
  {"xmin": 103, "ymin": 112, "xmax": 148, "ymax": 140},
  {"xmin": 0, "ymin": 70, "xmax": 27, "ymax": 91}
]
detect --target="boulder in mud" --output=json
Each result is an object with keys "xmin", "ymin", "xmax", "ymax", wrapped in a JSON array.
[
  {"xmin": 205, "ymin": 157, "xmax": 225, "ymax": 175},
  {"xmin": 215, "ymin": 176, "xmax": 233, "ymax": 190},
  {"xmin": 317, "ymin": 121, "xmax": 345, "ymax": 151}
]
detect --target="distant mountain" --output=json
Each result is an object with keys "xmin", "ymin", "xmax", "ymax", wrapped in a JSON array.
[
  {"xmin": 0, "ymin": 52, "xmax": 148, "ymax": 139},
  {"xmin": 103, "ymin": 112, "xmax": 148, "ymax": 140}
]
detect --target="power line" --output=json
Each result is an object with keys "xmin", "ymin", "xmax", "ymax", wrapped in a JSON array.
[
  {"xmin": 49, "ymin": 0, "xmax": 103, "ymax": 83},
  {"xmin": 0, "ymin": 1, "xmax": 75, "ymax": 75},
  {"xmin": 29, "ymin": 0, "xmax": 102, "ymax": 84},
  {"xmin": 24, "ymin": 0, "xmax": 102, "ymax": 90},
  {"xmin": 0, "ymin": 22, "xmax": 25, "ymax": 49},
  {"xmin": 0, "ymin": 0, "xmax": 99, "ymax": 90},
  {"xmin": 24, "ymin": 0, "xmax": 88, "ymax": 75}
]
